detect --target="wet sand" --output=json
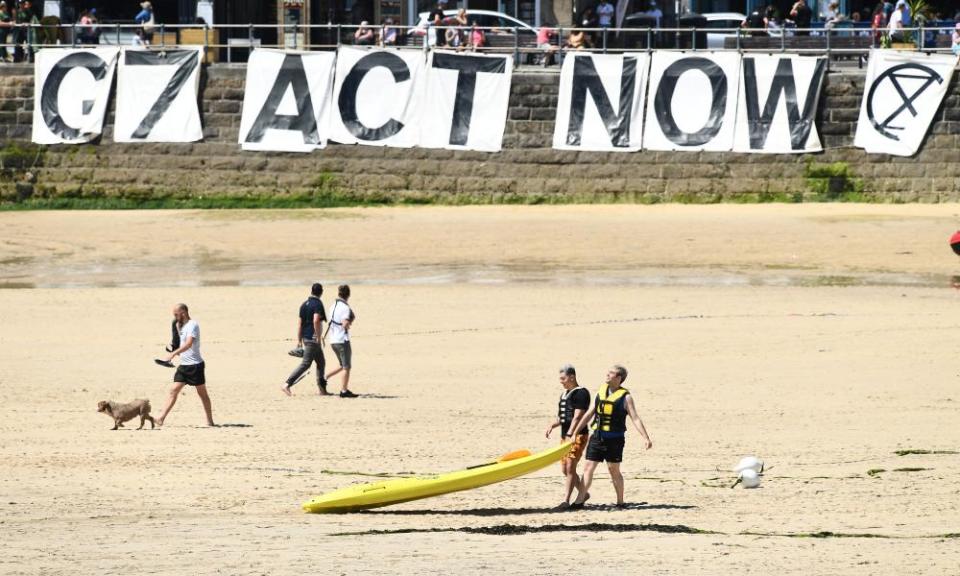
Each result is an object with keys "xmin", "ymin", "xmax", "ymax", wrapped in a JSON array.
[{"xmin": 1, "ymin": 205, "xmax": 959, "ymax": 575}]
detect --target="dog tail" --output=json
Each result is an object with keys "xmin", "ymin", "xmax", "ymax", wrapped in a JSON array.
[{"xmin": 143, "ymin": 399, "xmax": 152, "ymax": 413}]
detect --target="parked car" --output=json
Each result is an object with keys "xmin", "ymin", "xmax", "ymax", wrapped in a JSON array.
[
  {"xmin": 413, "ymin": 9, "xmax": 537, "ymax": 45},
  {"xmin": 703, "ymin": 12, "xmax": 745, "ymax": 49}
]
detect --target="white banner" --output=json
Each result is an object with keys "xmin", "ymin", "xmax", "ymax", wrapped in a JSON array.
[
  {"xmin": 553, "ymin": 52, "xmax": 649, "ymax": 152},
  {"xmin": 238, "ymin": 49, "xmax": 336, "ymax": 152},
  {"xmin": 32, "ymin": 48, "xmax": 118, "ymax": 144},
  {"xmin": 854, "ymin": 50, "xmax": 959, "ymax": 157},
  {"xmin": 420, "ymin": 51, "xmax": 512, "ymax": 152},
  {"xmin": 643, "ymin": 51, "xmax": 741, "ymax": 152},
  {"xmin": 733, "ymin": 54, "xmax": 826, "ymax": 154},
  {"xmin": 329, "ymin": 47, "xmax": 424, "ymax": 148},
  {"xmin": 114, "ymin": 48, "xmax": 204, "ymax": 143}
]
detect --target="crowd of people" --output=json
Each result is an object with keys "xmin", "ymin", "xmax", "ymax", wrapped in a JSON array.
[
  {"xmin": 0, "ymin": 0, "xmax": 38, "ymax": 63},
  {"xmin": 741, "ymin": 0, "xmax": 960, "ymax": 52},
  {"xmin": 155, "ymin": 282, "xmax": 359, "ymax": 428}
]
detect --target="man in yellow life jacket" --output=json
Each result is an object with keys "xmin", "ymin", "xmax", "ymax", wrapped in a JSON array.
[
  {"xmin": 570, "ymin": 364, "xmax": 652, "ymax": 509},
  {"xmin": 544, "ymin": 364, "xmax": 591, "ymax": 508}
]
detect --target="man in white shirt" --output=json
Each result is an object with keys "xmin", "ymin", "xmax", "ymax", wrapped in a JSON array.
[
  {"xmin": 156, "ymin": 303, "xmax": 215, "ymax": 426},
  {"xmin": 324, "ymin": 285, "xmax": 358, "ymax": 398},
  {"xmin": 888, "ymin": 1, "xmax": 905, "ymax": 40}
]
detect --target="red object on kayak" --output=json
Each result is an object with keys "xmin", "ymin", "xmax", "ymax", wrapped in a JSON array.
[{"xmin": 952, "ymin": 230, "xmax": 960, "ymax": 256}]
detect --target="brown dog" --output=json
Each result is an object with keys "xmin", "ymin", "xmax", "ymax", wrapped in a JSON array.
[{"xmin": 97, "ymin": 399, "xmax": 155, "ymax": 430}]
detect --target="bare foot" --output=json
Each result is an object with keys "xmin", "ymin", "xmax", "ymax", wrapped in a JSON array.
[
  {"xmin": 281, "ymin": 385, "xmax": 292, "ymax": 397},
  {"xmin": 155, "ymin": 417, "xmax": 165, "ymax": 427}
]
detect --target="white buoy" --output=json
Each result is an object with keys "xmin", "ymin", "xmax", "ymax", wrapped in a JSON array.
[
  {"xmin": 733, "ymin": 456, "xmax": 764, "ymax": 473},
  {"xmin": 738, "ymin": 468, "xmax": 761, "ymax": 489}
]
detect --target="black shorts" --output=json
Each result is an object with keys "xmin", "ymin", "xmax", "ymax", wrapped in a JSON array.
[
  {"xmin": 174, "ymin": 362, "xmax": 206, "ymax": 386},
  {"xmin": 585, "ymin": 434, "xmax": 625, "ymax": 463}
]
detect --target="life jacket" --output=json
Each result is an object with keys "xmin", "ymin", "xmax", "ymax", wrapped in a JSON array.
[
  {"xmin": 558, "ymin": 387, "xmax": 586, "ymax": 435},
  {"xmin": 591, "ymin": 384, "xmax": 629, "ymax": 438}
]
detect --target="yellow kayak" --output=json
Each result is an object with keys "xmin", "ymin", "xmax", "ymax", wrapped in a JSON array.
[{"xmin": 302, "ymin": 442, "xmax": 573, "ymax": 513}]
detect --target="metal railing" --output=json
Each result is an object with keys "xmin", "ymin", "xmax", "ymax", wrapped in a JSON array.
[{"xmin": 0, "ymin": 22, "xmax": 956, "ymax": 66}]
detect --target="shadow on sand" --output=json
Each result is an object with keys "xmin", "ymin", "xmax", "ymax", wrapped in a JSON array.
[
  {"xmin": 362, "ymin": 502, "xmax": 696, "ymax": 517},
  {"xmin": 335, "ymin": 520, "xmax": 711, "ymax": 537}
]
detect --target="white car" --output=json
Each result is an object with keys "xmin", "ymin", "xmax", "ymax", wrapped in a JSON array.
[
  {"xmin": 703, "ymin": 12, "xmax": 746, "ymax": 49},
  {"xmin": 414, "ymin": 9, "xmax": 537, "ymax": 45}
]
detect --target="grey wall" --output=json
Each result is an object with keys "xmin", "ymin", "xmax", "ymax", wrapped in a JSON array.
[{"xmin": 2, "ymin": 63, "xmax": 959, "ymax": 203}]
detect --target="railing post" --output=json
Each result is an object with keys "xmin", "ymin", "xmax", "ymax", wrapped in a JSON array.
[
  {"xmin": 646, "ymin": 26, "xmax": 651, "ymax": 51},
  {"xmin": 602, "ymin": 27, "xmax": 607, "ymax": 54},
  {"xmin": 916, "ymin": 25, "xmax": 922, "ymax": 52},
  {"xmin": 825, "ymin": 26, "xmax": 831, "ymax": 73},
  {"xmin": 116, "ymin": 23, "xmax": 121, "ymax": 45},
  {"xmin": 72, "ymin": 22, "xmax": 77, "ymax": 47},
  {"xmin": 780, "ymin": 26, "xmax": 785, "ymax": 51},
  {"xmin": 203, "ymin": 24, "xmax": 208, "ymax": 61},
  {"xmin": 337, "ymin": 24, "xmax": 342, "ymax": 48},
  {"xmin": 513, "ymin": 26, "xmax": 519, "ymax": 67},
  {"xmin": 160, "ymin": 23, "xmax": 165, "ymax": 48},
  {"xmin": 692, "ymin": 26, "xmax": 697, "ymax": 50},
  {"xmin": 558, "ymin": 26, "xmax": 564, "ymax": 63},
  {"xmin": 248, "ymin": 23, "xmax": 254, "ymax": 50},
  {"xmin": 735, "ymin": 27, "xmax": 741, "ymax": 52}
]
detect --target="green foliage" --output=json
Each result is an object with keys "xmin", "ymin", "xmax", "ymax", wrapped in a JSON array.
[
  {"xmin": 0, "ymin": 144, "xmax": 45, "ymax": 171},
  {"xmin": 804, "ymin": 161, "xmax": 866, "ymax": 201}
]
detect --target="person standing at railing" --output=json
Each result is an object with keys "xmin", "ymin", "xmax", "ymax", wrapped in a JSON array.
[
  {"xmin": 380, "ymin": 18, "xmax": 398, "ymax": 46},
  {"xmin": 888, "ymin": 0, "xmax": 905, "ymax": 42},
  {"xmin": 644, "ymin": 1, "xmax": 662, "ymax": 28},
  {"xmin": 536, "ymin": 26, "xmax": 559, "ymax": 66},
  {"xmin": 78, "ymin": 8, "xmax": 101, "ymax": 45},
  {"xmin": 0, "ymin": 1, "xmax": 12, "ymax": 63},
  {"xmin": 743, "ymin": 6, "xmax": 767, "ymax": 37},
  {"xmin": 354, "ymin": 20, "xmax": 375, "ymax": 45},
  {"xmin": 789, "ymin": 0, "xmax": 811, "ymax": 36},
  {"xmin": 134, "ymin": 0, "xmax": 155, "ymax": 45},
  {"xmin": 468, "ymin": 21, "xmax": 485, "ymax": 52},
  {"xmin": 871, "ymin": 3, "xmax": 886, "ymax": 47},
  {"xmin": 428, "ymin": 0, "xmax": 447, "ymax": 47},
  {"xmin": 765, "ymin": 6, "xmax": 783, "ymax": 37},
  {"xmin": 597, "ymin": 0, "xmax": 614, "ymax": 30},
  {"xmin": 896, "ymin": 0, "xmax": 910, "ymax": 26},
  {"xmin": 13, "ymin": 0, "xmax": 37, "ymax": 63},
  {"xmin": 823, "ymin": 0, "xmax": 841, "ymax": 30},
  {"xmin": 579, "ymin": 7, "xmax": 597, "ymax": 46},
  {"xmin": 952, "ymin": 23, "xmax": 960, "ymax": 56}
]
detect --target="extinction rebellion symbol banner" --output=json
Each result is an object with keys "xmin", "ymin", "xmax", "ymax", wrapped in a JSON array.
[
  {"xmin": 854, "ymin": 50, "xmax": 958, "ymax": 157},
  {"xmin": 31, "ymin": 47, "xmax": 959, "ymax": 156}
]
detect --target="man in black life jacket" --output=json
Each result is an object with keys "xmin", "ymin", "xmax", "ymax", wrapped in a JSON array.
[
  {"xmin": 544, "ymin": 364, "xmax": 591, "ymax": 508},
  {"xmin": 570, "ymin": 365, "xmax": 652, "ymax": 509}
]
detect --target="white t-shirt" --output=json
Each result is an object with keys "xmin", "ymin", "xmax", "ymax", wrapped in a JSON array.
[
  {"xmin": 888, "ymin": 10, "xmax": 903, "ymax": 31},
  {"xmin": 328, "ymin": 299, "xmax": 353, "ymax": 344},
  {"xmin": 597, "ymin": 2, "xmax": 614, "ymax": 26},
  {"xmin": 179, "ymin": 319, "xmax": 203, "ymax": 365}
]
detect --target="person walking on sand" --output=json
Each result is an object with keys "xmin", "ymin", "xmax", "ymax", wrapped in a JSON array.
[
  {"xmin": 545, "ymin": 364, "xmax": 591, "ymax": 508},
  {"xmin": 570, "ymin": 365, "xmax": 651, "ymax": 509},
  {"xmin": 283, "ymin": 282, "xmax": 330, "ymax": 396},
  {"xmin": 156, "ymin": 303, "xmax": 214, "ymax": 427},
  {"xmin": 325, "ymin": 284, "xmax": 358, "ymax": 398}
]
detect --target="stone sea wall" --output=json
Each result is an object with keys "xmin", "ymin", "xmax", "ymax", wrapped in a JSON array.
[{"xmin": 1, "ymin": 64, "xmax": 959, "ymax": 203}]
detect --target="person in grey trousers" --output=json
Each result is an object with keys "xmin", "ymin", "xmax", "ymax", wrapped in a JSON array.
[{"xmin": 282, "ymin": 283, "xmax": 330, "ymax": 396}]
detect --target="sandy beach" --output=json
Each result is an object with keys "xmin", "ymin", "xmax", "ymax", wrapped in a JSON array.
[{"xmin": 1, "ymin": 204, "xmax": 959, "ymax": 575}]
